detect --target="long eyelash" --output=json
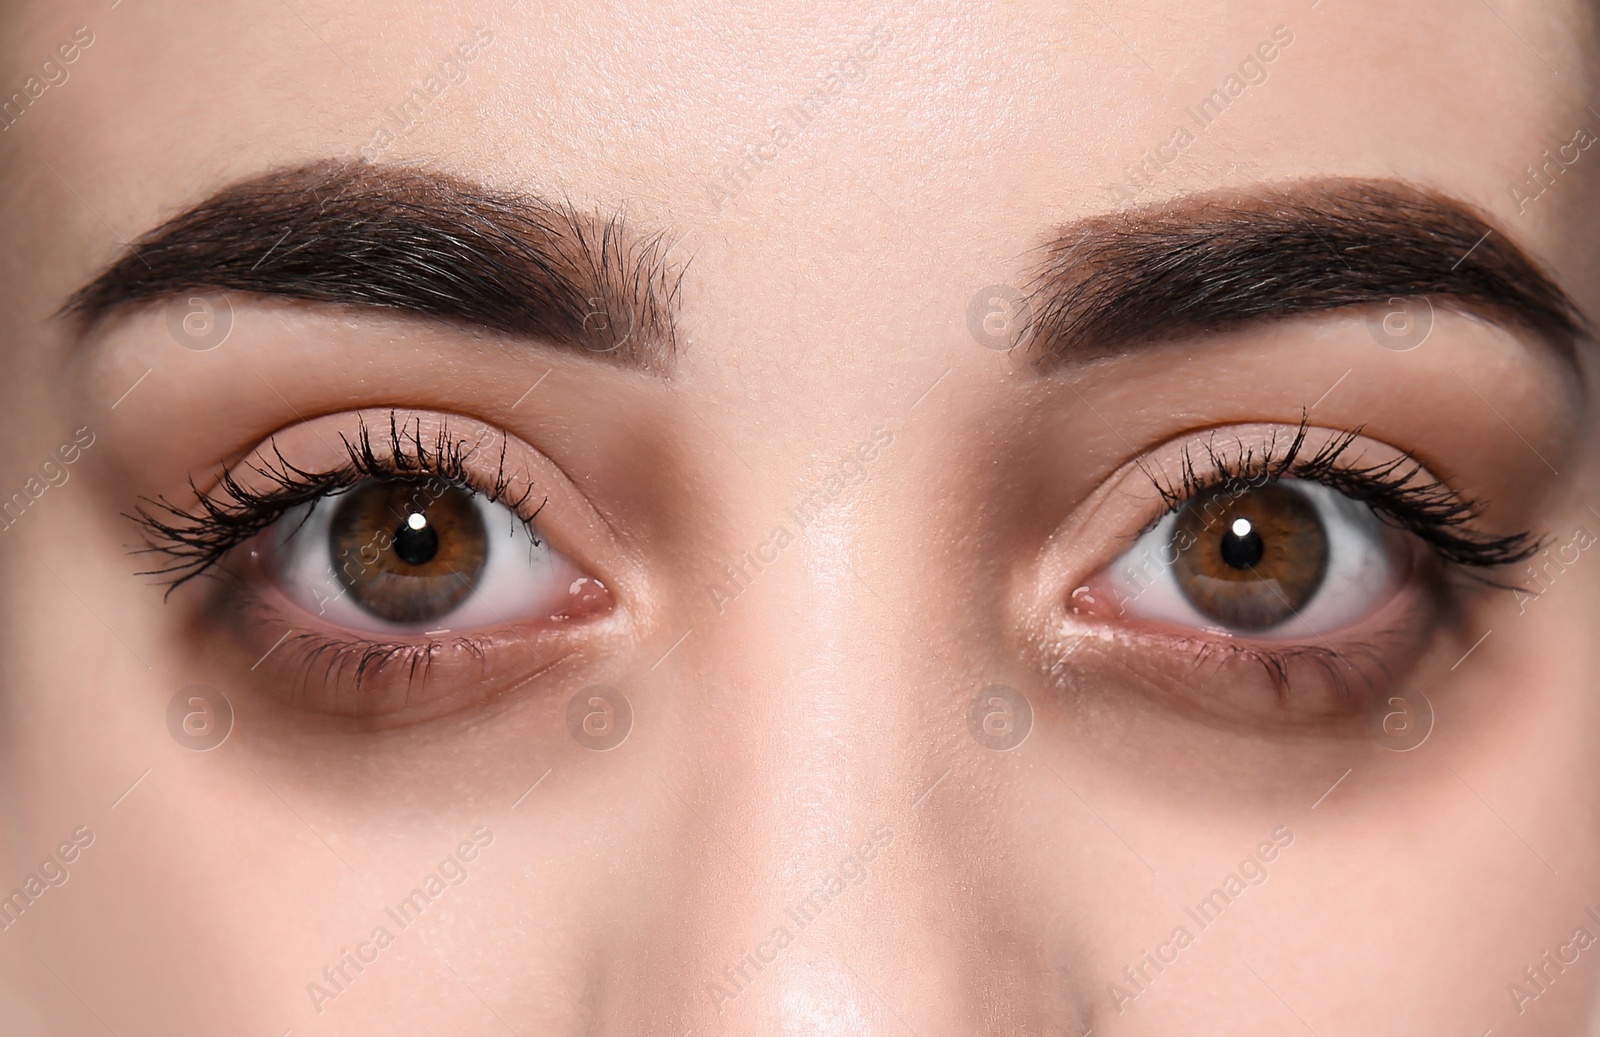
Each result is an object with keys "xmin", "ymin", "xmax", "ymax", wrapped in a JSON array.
[
  {"xmin": 1140, "ymin": 415, "xmax": 1541, "ymax": 571},
  {"xmin": 130, "ymin": 410, "xmax": 544, "ymax": 592}
]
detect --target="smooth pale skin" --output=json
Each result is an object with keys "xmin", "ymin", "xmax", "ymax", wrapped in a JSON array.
[{"xmin": 1, "ymin": 1, "xmax": 1598, "ymax": 1034}]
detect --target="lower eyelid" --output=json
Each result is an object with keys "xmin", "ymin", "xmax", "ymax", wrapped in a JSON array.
[
  {"xmin": 1040, "ymin": 600, "xmax": 1432, "ymax": 726},
  {"xmin": 206, "ymin": 582, "xmax": 609, "ymax": 721}
]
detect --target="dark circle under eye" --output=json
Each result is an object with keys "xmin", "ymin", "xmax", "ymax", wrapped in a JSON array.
[
  {"xmin": 328, "ymin": 480, "xmax": 488, "ymax": 624},
  {"xmin": 1170, "ymin": 481, "xmax": 1329, "ymax": 630}
]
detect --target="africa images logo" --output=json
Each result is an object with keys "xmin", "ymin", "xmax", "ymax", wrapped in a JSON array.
[
  {"xmin": 704, "ymin": 826, "xmax": 894, "ymax": 1013},
  {"xmin": 305, "ymin": 827, "xmax": 494, "ymax": 1015},
  {"xmin": 705, "ymin": 25, "xmax": 894, "ymax": 211},
  {"xmin": 1107, "ymin": 825, "xmax": 1294, "ymax": 1014}
]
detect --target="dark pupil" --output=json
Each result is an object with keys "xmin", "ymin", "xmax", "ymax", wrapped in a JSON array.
[
  {"xmin": 328, "ymin": 480, "xmax": 489, "ymax": 624},
  {"xmin": 1219, "ymin": 519, "xmax": 1265, "ymax": 569},
  {"xmin": 1169, "ymin": 482, "xmax": 1329, "ymax": 631},
  {"xmin": 393, "ymin": 515, "xmax": 440, "ymax": 566}
]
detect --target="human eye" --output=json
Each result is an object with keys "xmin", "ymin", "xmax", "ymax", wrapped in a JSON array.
[
  {"xmin": 133, "ymin": 409, "xmax": 615, "ymax": 721},
  {"xmin": 1108, "ymin": 475, "xmax": 1402, "ymax": 636},
  {"xmin": 1060, "ymin": 421, "xmax": 1540, "ymax": 725}
]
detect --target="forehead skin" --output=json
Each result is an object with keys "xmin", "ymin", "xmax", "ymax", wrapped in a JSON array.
[{"xmin": 2, "ymin": 1, "xmax": 1600, "ymax": 1035}]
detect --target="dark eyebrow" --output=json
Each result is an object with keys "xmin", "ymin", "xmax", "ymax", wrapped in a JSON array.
[
  {"xmin": 60, "ymin": 161, "xmax": 684, "ymax": 373},
  {"xmin": 1025, "ymin": 177, "xmax": 1589, "ymax": 369}
]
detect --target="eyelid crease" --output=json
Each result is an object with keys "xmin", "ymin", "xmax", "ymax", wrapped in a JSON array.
[
  {"xmin": 128, "ymin": 410, "xmax": 547, "ymax": 594},
  {"xmin": 1133, "ymin": 416, "xmax": 1542, "ymax": 573}
]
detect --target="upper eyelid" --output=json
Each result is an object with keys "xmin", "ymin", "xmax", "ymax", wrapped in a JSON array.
[
  {"xmin": 1128, "ymin": 424, "xmax": 1540, "ymax": 570},
  {"xmin": 131, "ymin": 412, "xmax": 549, "ymax": 588},
  {"xmin": 1130, "ymin": 425, "xmax": 1320, "ymax": 537},
  {"xmin": 1142, "ymin": 419, "xmax": 1324, "ymax": 508}
]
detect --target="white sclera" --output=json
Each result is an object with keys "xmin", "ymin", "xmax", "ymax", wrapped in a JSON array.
[
  {"xmin": 1108, "ymin": 479, "xmax": 1399, "ymax": 639},
  {"xmin": 265, "ymin": 488, "xmax": 578, "ymax": 635}
]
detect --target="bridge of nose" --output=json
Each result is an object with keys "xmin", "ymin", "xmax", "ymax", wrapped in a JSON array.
[{"xmin": 600, "ymin": 480, "xmax": 1050, "ymax": 1034}]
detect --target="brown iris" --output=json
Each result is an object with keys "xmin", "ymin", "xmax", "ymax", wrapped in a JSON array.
[
  {"xmin": 1171, "ymin": 482, "xmax": 1328, "ymax": 630},
  {"xmin": 329, "ymin": 480, "xmax": 488, "ymax": 624}
]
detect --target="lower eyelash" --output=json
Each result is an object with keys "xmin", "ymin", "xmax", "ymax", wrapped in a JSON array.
[
  {"xmin": 279, "ymin": 630, "xmax": 494, "ymax": 701},
  {"xmin": 129, "ymin": 410, "xmax": 545, "ymax": 592},
  {"xmin": 1139, "ymin": 416, "xmax": 1542, "ymax": 573},
  {"xmin": 1179, "ymin": 632, "xmax": 1397, "ymax": 706}
]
